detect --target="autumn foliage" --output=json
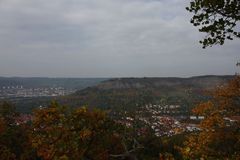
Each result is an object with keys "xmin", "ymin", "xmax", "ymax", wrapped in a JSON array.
[
  {"xmin": 31, "ymin": 101, "xmax": 127, "ymax": 160},
  {"xmin": 182, "ymin": 76, "xmax": 240, "ymax": 159}
]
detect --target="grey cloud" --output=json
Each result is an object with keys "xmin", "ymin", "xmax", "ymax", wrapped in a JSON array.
[{"xmin": 0, "ymin": 0, "xmax": 239, "ymax": 77}]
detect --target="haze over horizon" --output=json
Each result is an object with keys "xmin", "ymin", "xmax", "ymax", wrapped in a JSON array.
[
  {"xmin": 0, "ymin": 74, "xmax": 236, "ymax": 79},
  {"xmin": 0, "ymin": 0, "xmax": 239, "ymax": 77}
]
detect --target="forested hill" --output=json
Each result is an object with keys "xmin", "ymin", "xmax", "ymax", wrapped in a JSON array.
[
  {"xmin": 65, "ymin": 75, "xmax": 234, "ymax": 112},
  {"xmin": 75, "ymin": 75, "xmax": 233, "ymax": 93},
  {"xmin": 2, "ymin": 75, "xmax": 234, "ymax": 113}
]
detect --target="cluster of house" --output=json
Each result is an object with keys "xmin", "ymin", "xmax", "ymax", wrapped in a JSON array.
[
  {"xmin": 144, "ymin": 104, "xmax": 186, "ymax": 114},
  {"xmin": 121, "ymin": 116, "xmax": 201, "ymax": 137},
  {"xmin": 14, "ymin": 114, "xmax": 33, "ymax": 125},
  {"xmin": 0, "ymin": 86, "xmax": 75, "ymax": 98},
  {"xmin": 115, "ymin": 104, "xmax": 203, "ymax": 137}
]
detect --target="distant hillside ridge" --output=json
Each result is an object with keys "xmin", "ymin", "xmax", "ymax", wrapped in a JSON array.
[
  {"xmin": 3, "ymin": 75, "xmax": 235, "ymax": 113},
  {"xmin": 0, "ymin": 77, "xmax": 108, "ymax": 89},
  {"xmin": 84, "ymin": 75, "xmax": 234, "ymax": 91},
  {"xmin": 65, "ymin": 75, "xmax": 235, "ymax": 112}
]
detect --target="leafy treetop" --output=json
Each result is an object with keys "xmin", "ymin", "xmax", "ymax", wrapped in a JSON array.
[
  {"xmin": 182, "ymin": 76, "xmax": 240, "ymax": 159},
  {"xmin": 187, "ymin": 0, "xmax": 240, "ymax": 48}
]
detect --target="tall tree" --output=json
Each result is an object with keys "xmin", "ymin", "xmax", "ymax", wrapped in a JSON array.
[
  {"xmin": 181, "ymin": 76, "xmax": 240, "ymax": 159},
  {"xmin": 0, "ymin": 102, "xmax": 36, "ymax": 160},
  {"xmin": 187, "ymin": 0, "xmax": 240, "ymax": 48},
  {"xmin": 0, "ymin": 101, "xmax": 18, "ymax": 125},
  {"xmin": 31, "ymin": 102, "xmax": 126, "ymax": 160}
]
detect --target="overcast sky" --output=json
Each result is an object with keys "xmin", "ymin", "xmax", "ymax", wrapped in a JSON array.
[{"xmin": 0, "ymin": 0, "xmax": 239, "ymax": 78}]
